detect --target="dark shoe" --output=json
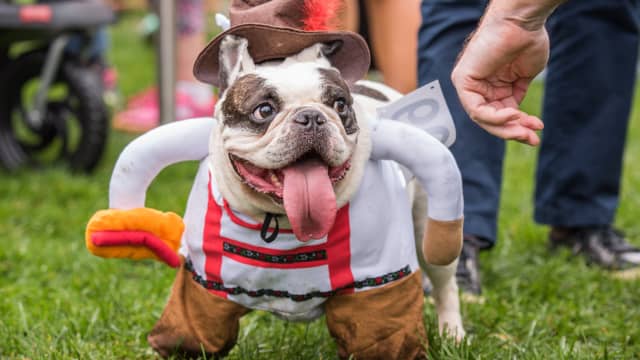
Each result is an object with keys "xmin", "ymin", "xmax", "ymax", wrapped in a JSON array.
[
  {"xmin": 549, "ymin": 226, "xmax": 640, "ymax": 270},
  {"xmin": 456, "ymin": 235, "xmax": 484, "ymax": 296}
]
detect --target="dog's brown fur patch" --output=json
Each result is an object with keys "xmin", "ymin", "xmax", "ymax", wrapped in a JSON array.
[
  {"xmin": 350, "ymin": 83, "xmax": 390, "ymax": 102},
  {"xmin": 221, "ymin": 74, "xmax": 283, "ymax": 132},
  {"xmin": 318, "ymin": 68, "xmax": 358, "ymax": 134}
]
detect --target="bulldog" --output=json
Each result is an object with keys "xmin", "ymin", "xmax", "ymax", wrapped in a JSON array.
[
  {"xmin": 86, "ymin": 34, "xmax": 464, "ymax": 359},
  {"xmin": 211, "ymin": 36, "xmax": 368, "ymax": 242}
]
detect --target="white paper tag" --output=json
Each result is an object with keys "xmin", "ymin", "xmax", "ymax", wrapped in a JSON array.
[{"xmin": 376, "ymin": 80, "xmax": 456, "ymax": 147}]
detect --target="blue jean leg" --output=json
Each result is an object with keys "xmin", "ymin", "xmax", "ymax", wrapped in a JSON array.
[
  {"xmin": 418, "ymin": 0, "xmax": 502, "ymax": 246},
  {"xmin": 38, "ymin": 0, "xmax": 110, "ymax": 61},
  {"xmin": 65, "ymin": 28, "xmax": 109, "ymax": 61},
  {"xmin": 534, "ymin": 0, "xmax": 640, "ymax": 226}
]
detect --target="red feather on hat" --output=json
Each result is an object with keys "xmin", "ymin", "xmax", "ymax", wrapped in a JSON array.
[{"xmin": 303, "ymin": 0, "xmax": 342, "ymax": 31}]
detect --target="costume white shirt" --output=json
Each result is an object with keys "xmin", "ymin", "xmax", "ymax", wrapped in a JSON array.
[{"xmin": 108, "ymin": 116, "xmax": 462, "ymax": 321}]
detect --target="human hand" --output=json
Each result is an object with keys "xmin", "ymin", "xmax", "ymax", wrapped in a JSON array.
[
  {"xmin": 85, "ymin": 208, "xmax": 185, "ymax": 268},
  {"xmin": 451, "ymin": 13, "xmax": 549, "ymax": 146}
]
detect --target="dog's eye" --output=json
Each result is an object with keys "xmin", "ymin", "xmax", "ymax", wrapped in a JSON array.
[
  {"xmin": 333, "ymin": 98, "xmax": 348, "ymax": 115},
  {"xmin": 252, "ymin": 103, "xmax": 276, "ymax": 122}
]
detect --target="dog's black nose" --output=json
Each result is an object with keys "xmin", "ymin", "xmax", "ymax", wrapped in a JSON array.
[{"xmin": 294, "ymin": 109, "xmax": 326, "ymax": 128}]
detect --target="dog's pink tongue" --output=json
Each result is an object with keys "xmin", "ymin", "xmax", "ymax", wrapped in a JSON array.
[{"xmin": 282, "ymin": 158, "xmax": 337, "ymax": 242}]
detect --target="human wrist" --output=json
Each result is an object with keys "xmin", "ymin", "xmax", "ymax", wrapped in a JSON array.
[{"xmin": 485, "ymin": 0, "xmax": 565, "ymax": 31}]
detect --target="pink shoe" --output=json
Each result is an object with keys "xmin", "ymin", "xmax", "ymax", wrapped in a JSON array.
[
  {"xmin": 102, "ymin": 67, "xmax": 118, "ymax": 92},
  {"xmin": 113, "ymin": 87, "xmax": 216, "ymax": 133},
  {"xmin": 127, "ymin": 87, "xmax": 158, "ymax": 108}
]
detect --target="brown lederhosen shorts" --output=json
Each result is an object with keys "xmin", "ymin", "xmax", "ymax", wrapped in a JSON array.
[{"xmin": 148, "ymin": 261, "xmax": 426, "ymax": 359}]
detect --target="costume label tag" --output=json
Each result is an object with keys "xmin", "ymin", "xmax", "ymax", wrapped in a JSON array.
[{"xmin": 376, "ymin": 80, "xmax": 456, "ymax": 147}]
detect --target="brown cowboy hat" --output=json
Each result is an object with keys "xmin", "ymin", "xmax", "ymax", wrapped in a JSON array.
[{"xmin": 193, "ymin": 0, "xmax": 371, "ymax": 87}]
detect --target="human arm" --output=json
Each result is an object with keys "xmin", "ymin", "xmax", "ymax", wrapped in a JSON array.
[
  {"xmin": 86, "ymin": 118, "xmax": 214, "ymax": 267},
  {"xmin": 451, "ymin": 0, "xmax": 567, "ymax": 146},
  {"xmin": 370, "ymin": 119, "xmax": 463, "ymax": 266}
]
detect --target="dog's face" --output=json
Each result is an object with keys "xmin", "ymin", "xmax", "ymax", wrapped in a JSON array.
[{"xmin": 210, "ymin": 35, "xmax": 370, "ymax": 241}]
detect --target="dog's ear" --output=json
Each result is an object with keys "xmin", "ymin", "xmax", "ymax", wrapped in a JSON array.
[
  {"xmin": 283, "ymin": 41, "xmax": 342, "ymax": 67},
  {"xmin": 219, "ymin": 35, "xmax": 256, "ymax": 93},
  {"xmin": 320, "ymin": 40, "xmax": 343, "ymax": 58}
]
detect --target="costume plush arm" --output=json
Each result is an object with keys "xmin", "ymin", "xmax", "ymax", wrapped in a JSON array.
[
  {"xmin": 86, "ymin": 118, "xmax": 215, "ymax": 267},
  {"xmin": 370, "ymin": 119, "xmax": 464, "ymax": 266}
]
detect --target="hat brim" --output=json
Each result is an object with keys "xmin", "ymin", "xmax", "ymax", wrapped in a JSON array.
[{"xmin": 193, "ymin": 23, "xmax": 371, "ymax": 87}]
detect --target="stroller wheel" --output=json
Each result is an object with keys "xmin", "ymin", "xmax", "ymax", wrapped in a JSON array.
[{"xmin": 0, "ymin": 50, "xmax": 108, "ymax": 173}]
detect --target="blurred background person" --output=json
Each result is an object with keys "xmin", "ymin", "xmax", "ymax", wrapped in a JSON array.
[
  {"xmin": 342, "ymin": 0, "xmax": 421, "ymax": 94},
  {"xmin": 112, "ymin": 0, "xmax": 217, "ymax": 133},
  {"xmin": 418, "ymin": 0, "xmax": 640, "ymax": 297},
  {"xmin": 39, "ymin": 0, "xmax": 119, "ymax": 107}
]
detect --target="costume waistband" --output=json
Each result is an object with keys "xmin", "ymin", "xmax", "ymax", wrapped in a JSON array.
[{"xmin": 185, "ymin": 258, "xmax": 412, "ymax": 302}]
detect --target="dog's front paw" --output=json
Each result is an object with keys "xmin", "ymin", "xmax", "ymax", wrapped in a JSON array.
[{"xmin": 438, "ymin": 311, "xmax": 465, "ymax": 342}]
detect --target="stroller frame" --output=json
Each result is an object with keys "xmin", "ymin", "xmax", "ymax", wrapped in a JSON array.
[{"xmin": 0, "ymin": 1, "xmax": 115, "ymax": 172}]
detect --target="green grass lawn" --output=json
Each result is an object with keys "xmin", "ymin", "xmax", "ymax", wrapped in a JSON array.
[{"xmin": 2, "ymin": 13, "xmax": 640, "ymax": 359}]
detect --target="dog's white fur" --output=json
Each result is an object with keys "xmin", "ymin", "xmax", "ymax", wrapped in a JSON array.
[
  {"xmin": 211, "ymin": 36, "xmax": 371, "ymax": 227},
  {"xmin": 212, "ymin": 35, "xmax": 464, "ymax": 340}
]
